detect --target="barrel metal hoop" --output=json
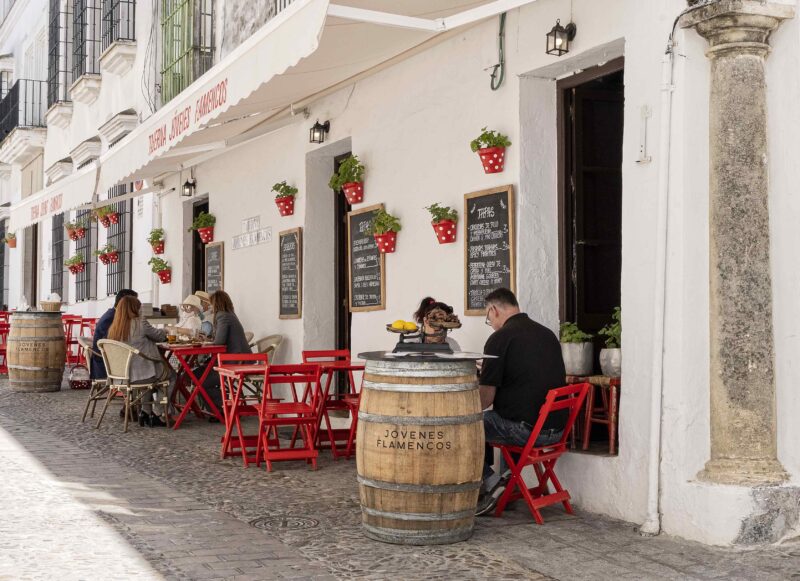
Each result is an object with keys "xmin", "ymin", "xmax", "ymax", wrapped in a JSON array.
[
  {"xmin": 8, "ymin": 364, "xmax": 64, "ymax": 372},
  {"xmin": 357, "ymin": 476, "xmax": 481, "ymax": 493},
  {"xmin": 361, "ymin": 506, "xmax": 475, "ymax": 522},
  {"xmin": 358, "ymin": 411, "xmax": 482, "ymax": 425},
  {"xmin": 363, "ymin": 381, "xmax": 477, "ymax": 393},
  {"xmin": 362, "ymin": 523, "xmax": 474, "ymax": 544},
  {"xmin": 7, "ymin": 336, "xmax": 66, "ymax": 341}
]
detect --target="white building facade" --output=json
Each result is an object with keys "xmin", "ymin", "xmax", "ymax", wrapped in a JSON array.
[{"xmin": 1, "ymin": 0, "xmax": 799, "ymax": 547}]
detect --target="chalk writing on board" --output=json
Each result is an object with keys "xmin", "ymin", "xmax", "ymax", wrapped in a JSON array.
[
  {"xmin": 279, "ymin": 229, "xmax": 302, "ymax": 318},
  {"xmin": 348, "ymin": 205, "xmax": 385, "ymax": 311},
  {"xmin": 464, "ymin": 186, "xmax": 515, "ymax": 315},
  {"xmin": 205, "ymin": 242, "xmax": 224, "ymax": 294}
]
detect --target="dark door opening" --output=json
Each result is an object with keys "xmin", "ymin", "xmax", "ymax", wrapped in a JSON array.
[
  {"xmin": 192, "ymin": 200, "xmax": 210, "ymax": 293},
  {"xmin": 559, "ymin": 61, "xmax": 624, "ymax": 336},
  {"xmin": 334, "ymin": 153, "xmax": 353, "ymax": 355}
]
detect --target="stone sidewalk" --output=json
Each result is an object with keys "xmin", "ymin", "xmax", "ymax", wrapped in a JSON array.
[{"xmin": 0, "ymin": 382, "xmax": 798, "ymax": 580}]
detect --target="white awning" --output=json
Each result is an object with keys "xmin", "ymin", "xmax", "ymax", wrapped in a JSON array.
[{"xmin": 9, "ymin": 163, "xmax": 98, "ymax": 231}]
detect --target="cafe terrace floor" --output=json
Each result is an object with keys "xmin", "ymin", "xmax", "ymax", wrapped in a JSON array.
[{"xmin": 0, "ymin": 380, "xmax": 797, "ymax": 581}]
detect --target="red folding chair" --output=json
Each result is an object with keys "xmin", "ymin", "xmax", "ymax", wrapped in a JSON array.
[
  {"xmin": 62, "ymin": 315, "xmax": 83, "ymax": 367},
  {"xmin": 216, "ymin": 353, "xmax": 270, "ymax": 466},
  {"xmin": 0, "ymin": 322, "xmax": 9, "ymax": 375},
  {"xmin": 301, "ymin": 349, "xmax": 363, "ymax": 459},
  {"xmin": 490, "ymin": 383, "xmax": 590, "ymax": 524},
  {"xmin": 256, "ymin": 364, "xmax": 323, "ymax": 472}
]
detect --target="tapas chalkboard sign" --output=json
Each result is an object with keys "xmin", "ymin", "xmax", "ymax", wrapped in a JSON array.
[
  {"xmin": 464, "ymin": 185, "xmax": 515, "ymax": 315},
  {"xmin": 204, "ymin": 242, "xmax": 224, "ymax": 294},
  {"xmin": 279, "ymin": 228, "xmax": 302, "ymax": 319},
  {"xmin": 348, "ymin": 204, "xmax": 385, "ymax": 312}
]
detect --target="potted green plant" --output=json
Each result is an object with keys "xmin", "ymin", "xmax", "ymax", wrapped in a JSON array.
[
  {"xmin": 94, "ymin": 243, "xmax": 118, "ymax": 265},
  {"xmin": 328, "ymin": 155, "xmax": 365, "ymax": 204},
  {"xmin": 147, "ymin": 228, "xmax": 165, "ymax": 254},
  {"xmin": 188, "ymin": 211, "xmax": 216, "ymax": 244},
  {"xmin": 559, "ymin": 322, "xmax": 594, "ymax": 376},
  {"xmin": 598, "ymin": 307, "xmax": 621, "ymax": 377},
  {"xmin": 65, "ymin": 219, "xmax": 87, "ymax": 241},
  {"xmin": 272, "ymin": 181, "xmax": 298, "ymax": 216},
  {"xmin": 4, "ymin": 231, "xmax": 16, "ymax": 248},
  {"xmin": 93, "ymin": 205, "xmax": 119, "ymax": 228},
  {"xmin": 425, "ymin": 203, "xmax": 458, "ymax": 244},
  {"xmin": 368, "ymin": 208, "xmax": 401, "ymax": 253},
  {"xmin": 64, "ymin": 254, "xmax": 86, "ymax": 274},
  {"xmin": 470, "ymin": 127, "xmax": 511, "ymax": 174},
  {"xmin": 148, "ymin": 257, "xmax": 171, "ymax": 284}
]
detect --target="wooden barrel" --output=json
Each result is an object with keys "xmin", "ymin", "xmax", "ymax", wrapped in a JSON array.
[
  {"xmin": 356, "ymin": 357, "xmax": 484, "ymax": 545},
  {"xmin": 7, "ymin": 312, "xmax": 66, "ymax": 393}
]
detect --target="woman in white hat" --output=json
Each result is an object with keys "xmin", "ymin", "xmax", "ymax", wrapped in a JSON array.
[
  {"xmin": 194, "ymin": 290, "xmax": 213, "ymax": 336},
  {"xmin": 176, "ymin": 294, "xmax": 203, "ymax": 337}
]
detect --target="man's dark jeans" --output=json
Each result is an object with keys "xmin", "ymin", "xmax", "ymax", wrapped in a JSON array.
[{"xmin": 483, "ymin": 410, "xmax": 563, "ymax": 480}]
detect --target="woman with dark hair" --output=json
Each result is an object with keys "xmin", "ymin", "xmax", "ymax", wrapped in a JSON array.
[
  {"xmin": 413, "ymin": 296, "xmax": 461, "ymax": 351},
  {"xmin": 201, "ymin": 290, "xmax": 251, "ymax": 417},
  {"xmin": 107, "ymin": 296, "xmax": 171, "ymax": 427}
]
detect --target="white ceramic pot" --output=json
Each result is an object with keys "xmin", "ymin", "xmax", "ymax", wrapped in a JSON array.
[
  {"xmin": 561, "ymin": 342, "xmax": 593, "ymax": 376},
  {"xmin": 599, "ymin": 348, "xmax": 622, "ymax": 377}
]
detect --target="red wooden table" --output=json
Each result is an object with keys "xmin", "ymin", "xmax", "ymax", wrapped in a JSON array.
[
  {"xmin": 216, "ymin": 362, "xmax": 269, "ymax": 466},
  {"xmin": 159, "ymin": 343, "xmax": 226, "ymax": 429},
  {"xmin": 316, "ymin": 360, "xmax": 364, "ymax": 459}
]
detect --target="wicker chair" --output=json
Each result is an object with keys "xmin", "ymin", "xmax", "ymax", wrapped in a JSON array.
[
  {"xmin": 244, "ymin": 331, "xmax": 254, "ymax": 345},
  {"xmin": 96, "ymin": 339, "xmax": 170, "ymax": 432},
  {"xmin": 253, "ymin": 334, "xmax": 283, "ymax": 358},
  {"xmin": 77, "ymin": 336, "xmax": 110, "ymax": 423}
]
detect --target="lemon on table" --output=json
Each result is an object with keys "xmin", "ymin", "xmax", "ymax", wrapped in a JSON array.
[
  {"xmin": 391, "ymin": 320, "xmax": 406, "ymax": 330},
  {"xmin": 403, "ymin": 322, "xmax": 418, "ymax": 332}
]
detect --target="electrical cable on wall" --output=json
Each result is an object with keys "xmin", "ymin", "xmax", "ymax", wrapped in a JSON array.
[{"xmin": 490, "ymin": 12, "xmax": 506, "ymax": 91}]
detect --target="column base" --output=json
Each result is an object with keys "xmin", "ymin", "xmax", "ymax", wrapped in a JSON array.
[{"xmin": 698, "ymin": 458, "xmax": 788, "ymax": 486}]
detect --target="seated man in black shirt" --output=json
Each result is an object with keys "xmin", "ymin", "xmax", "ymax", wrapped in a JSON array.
[{"xmin": 476, "ymin": 288, "xmax": 566, "ymax": 516}]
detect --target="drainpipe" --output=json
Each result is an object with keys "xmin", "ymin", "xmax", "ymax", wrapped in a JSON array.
[{"xmin": 639, "ymin": 32, "xmax": 677, "ymax": 538}]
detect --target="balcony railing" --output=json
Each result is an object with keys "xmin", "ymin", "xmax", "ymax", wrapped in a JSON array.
[
  {"xmin": 102, "ymin": 0, "xmax": 135, "ymax": 51},
  {"xmin": 160, "ymin": 0, "xmax": 214, "ymax": 104},
  {"xmin": 0, "ymin": 80, "xmax": 47, "ymax": 144}
]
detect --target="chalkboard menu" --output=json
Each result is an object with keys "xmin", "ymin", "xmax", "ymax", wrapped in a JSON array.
[
  {"xmin": 464, "ymin": 185, "xmax": 516, "ymax": 315},
  {"xmin": 204, "ymin": 242, "xmax": 224, "ymax": 294},
  {"xmin": 348, "ymin": 204, "xmax": 385, "ymax": 312},
  {"xmin": 279, "ymin": 228, "xmax": 302, "ymax": 319}
]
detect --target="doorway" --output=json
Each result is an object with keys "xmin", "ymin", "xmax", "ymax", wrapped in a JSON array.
[
  {"xmin": 558, "ymin": 60, "xmax": 624, "ymax": 336},
  {"xmin": 333, "ymin": 153, "xmax": 352, "ymax": 353},
  {"xmin": 191, "ymin": 200, "xmax": 209, "ymax": 293}
]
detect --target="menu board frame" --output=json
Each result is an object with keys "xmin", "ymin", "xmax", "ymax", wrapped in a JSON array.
[
  {"xmin": 463, "ymin": 185, "xmax": 516, "ymax": 316},
  {"xmin": 278, "ymin": 227, "xmax": 303, "ymax": 320},
  {"xmin": 347, "ymin": 203, "xmax": 386, "ymax": 313},
  {"xmin": 204, "ymin": 241, "xmax": 224, "ymax": 295}
]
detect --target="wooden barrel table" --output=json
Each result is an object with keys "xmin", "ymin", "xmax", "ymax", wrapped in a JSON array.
[
  {"xmin": 8, "ymin": 311, "xmax": 66, "ymax": 392},
  {"xmin": 356, "ymin": 352, "xmax": 484, "ymax": 545}
]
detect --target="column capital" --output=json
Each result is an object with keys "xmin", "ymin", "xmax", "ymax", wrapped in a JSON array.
[{"xmin": 680, "ymin": 1, "xmax": 794, "ymax": 58}]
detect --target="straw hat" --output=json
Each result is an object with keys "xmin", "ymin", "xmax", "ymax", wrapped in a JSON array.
[
  {"xmin": 194, "ymin": 290, "xmax": 211, "ymax": 303},
  {"xmin": 182, "ymin": 295, "xmax": 202, "ymax": 309}
]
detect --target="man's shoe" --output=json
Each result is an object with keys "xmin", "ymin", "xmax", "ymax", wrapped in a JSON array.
[
  {"xmin": 149, "ymin": 415, "xmax": 167, "ymax": 428},
  {"xmin": 475, "ymin": 493, "xmax": 498, "ymax": 517},
  {"xmin": 138, "ymin": 411, "xmax": 149, "ymax": 427}
]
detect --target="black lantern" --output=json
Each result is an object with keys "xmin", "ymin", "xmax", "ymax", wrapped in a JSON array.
[
  {"xmin": 182, "ymin": 177, "xmax": 196, "ymax": 197},
  {"xmin": 546, "ymin": 19, "xmax": 576, "ymax": 57},
  {"xmin": 309, "ymin": 120, "xmax": 330, "ymax": 144}
]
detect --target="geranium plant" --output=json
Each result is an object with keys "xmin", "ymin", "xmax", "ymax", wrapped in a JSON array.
[
  {"xmin": 425, "ymin": 203, "xmax": 458, "ymax": 223},
  {"xmin": 4, "ymin": 231, "xmax": 16, "ymax": 247},
  {"xmin": 598, "ymin": 307, "xmax": 621, "ymax": 348},
  {"xmin": 368, "ymin": 209, "xmax": 402, "ymax": 235},
  {"xmin": 559, "ymin": 322, "xmax": 593, "ymax": 343},
  {"xmin": 469, "ymin": 127, "xmax": 512, "ymax": 152},
  {"xmin": 147, "ymin": 228, "xmax": 165, "ymax": 244},
  {"xmin": 272, "ymin": 181, "xmax": 298, "ymax": 199},
  {"xmin": 329, "ymin": 155, "xmax": 366, "ymax": 204},
  {"xmin": 188, "ymin": 211, "xmax": 216, "ymax": 231},
  {"xmin": 64, "ymin": 254, "xmax": 85, "ymax": 267},
  {"xmin": 471, "ymin": 127, "xmax": 511, "ymax": 174},
  {"xmin": 425, "ymin": 203, "xmax": 458, "ymax": 244},
  {"xmin": 148, "ymin": 256, "xmax": 170, "ymax": 273}
]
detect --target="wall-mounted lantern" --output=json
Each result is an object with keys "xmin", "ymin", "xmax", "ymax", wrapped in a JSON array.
[
  {"xmin": 546, "ymin": 19, "xmax": 576, "ymax": 57},
  {"xmin": 309, "ymin": 120, "xmax": 330, "ymax": 144},
  {"xmin": 182, "ymin": 177, "xmax": 196, "ymax": 197}
]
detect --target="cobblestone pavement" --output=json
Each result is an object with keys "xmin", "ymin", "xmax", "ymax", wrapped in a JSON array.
[{"xmin": 1, "ymin": 381, "xmax": 798, "ymax": 580}]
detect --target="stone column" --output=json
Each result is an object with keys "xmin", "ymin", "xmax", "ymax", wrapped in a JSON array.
[{"xmin": 680, "ymin": 1, "xmax": 793, "ymax": 486}]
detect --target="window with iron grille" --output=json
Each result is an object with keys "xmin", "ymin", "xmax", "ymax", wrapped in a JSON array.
[
  {"xmin": 0, "ymin": 219, "xmax": 7, "ymax": 309},
  {"xmin": 101, "ymin": 0, "xmax": 135, "ymax": 51},
  {"xmin": 51, "ymin": 213, "xmax": 65, "ymax": 297},
  {"xmin": 48, "ymin": 0, "xmax": 73, "ymax": 107},
  {"xmin": 105, "ymin": 183, "xmax": 132, "ymax": 296},
  {"xmin": 72, "ymin": 0, "xmax": 102, "ymax": 78},
  {"xmin": 161, "ymin": 0, "xmax": 214, "ymax": 104},
  {"xmin": 0, "ymin": 70, "xmax": 11, "ymax": 100},
  {"xmin": 74, "ymin": 209, "xmax": 96, "ymax": 301}
]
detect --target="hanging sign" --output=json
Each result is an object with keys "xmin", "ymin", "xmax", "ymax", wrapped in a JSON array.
[
  {"xmin": 205, "ymin": 241, "xmax": 224, "ymax": 294},
  {"xmin": 464, "ymin": 185, "xmax": 516, "ymax": 315},
  {"xmin": 279, "ymin": 228, "xmax": 302, "ymax": 319},
  {"xmin": 348, "ymin": 204, "xmax": 385, "ymax": 312}
]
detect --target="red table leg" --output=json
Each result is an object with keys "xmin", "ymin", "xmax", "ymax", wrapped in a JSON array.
[{"xmin": 172, "ymin": 354, "xmax": 223, "ymax": 430}]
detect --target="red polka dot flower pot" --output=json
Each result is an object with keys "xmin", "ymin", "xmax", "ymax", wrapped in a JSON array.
[
  {"xmin": 108, "ymin": 212, "xmax": 119, "ymax": 225},
  {"xmin": 477, "ymin": 146, "xmax": 506, "ymax": 174},
  {"xmin": 107, "ymin": 251, "xmax": 119, "ymax": 264},
  {"xmin": 342, "ymin": 182, "xmax": 364, "ymax": 204},
  {"xmin": 157, "ymin": 269, "xmax": 172, "ymax": 284},
  {"xmin": 275, "ymin": 196, "xmax": 295, "ymax": 217},
  {"xmin": 68, "ymin": 263, "xmax": 85, "ymax": 275},
  {"xmin": 432, "ymin": 220, "xmax": 457, "ymax": 244},
  {"xmin": 374, "ymin": 231, "xmax": 397, "ymax": 254},
  {"xmin": 151, "ymin": 240, "xmax": 165, "ymax": 254},
  {"xmin": 99, "ymin": 215, "xmax": 112, "ymax": 228},
  {"xmin": 197, "ymin": 226, "xmax": 215, "ymax": 244},
  {"xmin": 98, "ymin": 253, "xmax": 110, "ymax": 265}
]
